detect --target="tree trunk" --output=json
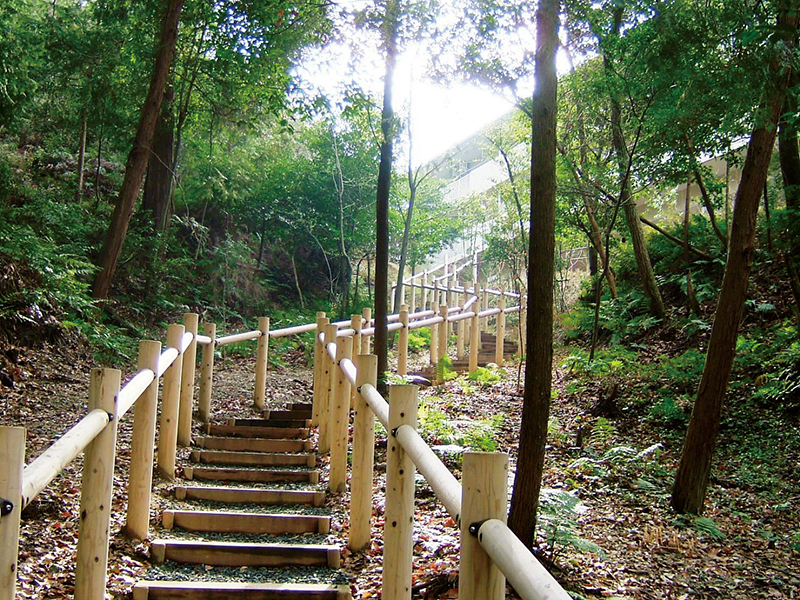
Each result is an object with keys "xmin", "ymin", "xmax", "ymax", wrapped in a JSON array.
[
  {"xmin": 604, "ymin": 8, "xmax": 666, "ymax": 320},
  {"xmin": 507, "ymin": 0, "xmax": 559, "ymax": 549},
  {"xmin": 374, "ymin": 0, "xmax": 399, "ymax": 390},
  {"xmin": 671, "ymin": 10, "xmax": 796, "ymax": 514},
  {"xmin": 393, "ymin": 171, "xmax": 416, "ymax": 313},
  {"xmin": 143, "ymin": 85, "xmax": 175, "ymax": 233},
  {"xmin": 686, "ymin": 134, "xmax": 727, "ymax": 247},
  {"xmin": 684, "ymin": 173, "xmax": 701, "ymax": 316},
  {"xmin": 91, "ymin": 0, "xmax": 184, "ymax": 299},
  {"xmin": 585, "ymin": 199, "xmax": 617, "ymax": 298},
  {"xmin": 76, "ymin": 107, "xmax": 88, "ymax": 199}
]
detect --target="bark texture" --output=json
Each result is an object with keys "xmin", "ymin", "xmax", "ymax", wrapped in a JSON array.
[
  {"xmin": 507, "ymin": 0, "xmax": 559, "ymax": 548},
  {"xmin": 671, "ymin": 11, "xmax": 797, "ymax": 514},
  {"xmin": 374, "ymin": 0, "xmax": 399, "ymax": 390},
  {"xmin": 92, "ymin": 0, "xmax": 184, "ymax": 298}
]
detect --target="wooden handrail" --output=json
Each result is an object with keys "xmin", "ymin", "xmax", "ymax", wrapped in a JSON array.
[
  {"xmin": 21, "ymin": 408, "xmax": 110, "ymax": 509},
  {"xmin": 215, "ymin": 329, "xmax": 261, "ymax": 346},
  {"xmin": 118, "ymin": 369, "xmax": 156, "ymax": 417}
]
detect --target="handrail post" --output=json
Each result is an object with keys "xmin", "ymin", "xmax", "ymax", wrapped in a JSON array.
[
  {"xmin": 446, "ymin": 278, "xmax": 453, "ymax": 335},
  {"xmin": 495, "ymin": 289, "xmax": 506, "ymax": 367},
  {"xmin": 351, "ymin": 314, "xmax": 363, "ymax": 370},
  {"xmin": 350, "ymin": 354, "xmax": 377, "ymax": 551},
  {"xmin": 360, "ymin": 308, "xmax": 371, "ymax": 355},
  {"xmin": 312, "ymin": 312, "xmax": 329, "ymax": 427},
  {"xmin": 253, "ymin": 317, "xmax": 270, "ymax": 410},
  {"xmin": 75, "ymin": 368, "xmax": 121, "ymax": 600},
  {"xmin": 459, "ymin": 452, "xmax": 509, "ymax": 600},
  {"xmin": 422, "ymin": 272, "xmax": 429, "ymax": 310},
  {"xmin": 437, "ymin": 304, "xmax": 448, "ymax": 364},
  {"xmin": 125, "ymin": 340, "xmax": 161, "ymax": 540},
  {"xmin": 397, "ymin": 305, "xmax": 409, "ymax": 376},
  {"xmin": 469, "ymin": 289, "xmax": 480, "ymax": 374},
  {"xmin": 410, "ymin": 277, "xmax": 417, "ymax": 313},
  {"xmin": 198, "ymin": 322, "xmax": 216, "ymax": 423},
  {"xmin": 178, "ymin": 313, "xmax": 198, "ymax": 447},
  {"xmin": 158, "ymin": 325, "xmax": 184, "ymax": 479},
  {"xmin": 383, "ymin": 385, "xmax": 418, "ymax": 600},
  {"xmin": 457, "ymin": 285, "xmax": 466, "ymax": 359},
  {"xmin": 0, "ymin": 426, "xmax": 25, "ymax": 600},
  {"xmin": 430, "ymin": 301, "xmax": 439, "ymax": 367},
  {"xmin": 329, "ymin": 335, "xmax": 353, "ymax": 492},
  {"xmin": 319, "ymin": 323, "xmax": 338, "ymax": 454}
]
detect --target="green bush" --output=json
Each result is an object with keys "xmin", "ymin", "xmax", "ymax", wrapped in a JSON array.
[{"xmin": 407, "ymin": 326, "xmax": 431, "ymax": 352}]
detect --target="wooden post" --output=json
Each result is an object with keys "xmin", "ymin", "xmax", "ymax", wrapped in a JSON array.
[
  {"xmin": 383, "ymin": 385, "xmax": 418, "ymax": 600},
  {"xmin": 361, "ymin": 307, "xmax": 371, "ymax": 355},
  {"xmin": 125, "ymin": 340, "xmax": 161, "ymax": 541},
  {"xmin": 350, "ymin": 355, "xmax": 377, "ymax": 551},
  {"xmin": 459, "ymin": 452, "xmax": 508, "ymax": 600},
  {"xmin": 253, "ymin": 317, "xmax": 270, "ymax": 410},
  {"xmin": 329, "ymin": 336, "xmax": 353, "ymax": 493},
  {"xmin": 319, "ymin": 323, "xmax": 338, "ymax": 454},
  {"xmin": 430, "ymin": 301, "xmax": 439, "ymax": 367},
  {"xmin": 158, "ymin": 325, "xmax": 184, "ymax": 479},
  {"xmin": 422, "ymin": 272, "xmax": 429, "ymax": 310},
  {"xmin": 438, "ymin": 304, "xmax": 448, "ymax": 364},
  {"xmin": 312, "ymin": 313, "xmax": 329, "ymax": 427},
  {"xmin": 495, "ymin": 290, "xmax": 506, "ymax": 367},
  {"xmin": 197, "ymin": 322, "xmax": 216, "ymax": 423},
  {"xmin": 469, "ymin": 295, "xmax": 480, "ymax": 374},
  {"xmin": 75, "ymin": 368, "xmax": 121, "ymax": 600},
  {"xmin": 398, "ymin": 305, "xmax": 409, "ymax": 376},
  {"xmin": 0, "ymin": 426, "xmax": 25, "ymax": 600},
  {"xmin": 410, "ymin": 278, "xmax": 417, "ymax": 313},
  {"xmin": 178, "ymin": 313, "xmax": 198, "ymax": 447},
  {"xmin": 457, "ymin": 285, "xmax": 466, "ymax": 359},
  {"xmin": 351, "ymin": 314, "xmax": 363, "ymax": 367}
]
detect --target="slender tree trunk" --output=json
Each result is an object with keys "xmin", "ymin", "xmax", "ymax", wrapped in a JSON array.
[
  {"xmin": 76, "ymin": 108, "xmax": 88, "ymax": 199},
  {"xmin": 292, "ymin": 254, "xmax": 305, "ymax": 309},
  {"xmin": 374, "ymin": 0, "xmax": 399, "ymax": 390},
  {"xmin": 92, "ymin": 0, "xmax": 184, "ymax": 299},
  {"xmin": 671, "ymin": 10, "xmax": 796, "ymax": 514},
  {"xmin": 143, "ymin": 86, "xmax": 175, "ymax": 233},
  {"xmin": 763, "ymin": 181, "xmax": 774, "ymax": 253},
  {"xmin": 507, "ymin": 0, "xmax": 559, "ymax": 549},
  {"xmin": 604, "ymin": 8, "xmax": 666, "ymax": 320},
  {"xmin": 778, "ymin": 75, "xmax": 800, "ymax": 318},
  {"xmin": 684, "ymin": 173, "xmax": 701, "ymax": 316},
  {"xmin": 686, "ymin": 134, "xmax": 727, "ymax": 247},
  {"xmin": 585, "ymin": 199, "xmax": 617, "ymax": 298},
  {"xmin": 393, "ymin": 175, "xmax": 416, "ymax": 312}
]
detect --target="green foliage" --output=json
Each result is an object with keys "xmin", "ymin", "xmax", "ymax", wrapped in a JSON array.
[
  {"xmin": 459, "ymin": 414, "xmax": 503, "ymax": 452},
  {"xmin": 435, "ymin": 355, "xmax": 458, "ymax": 382},
  {"xmin": 538, "ymin": 489, "xmax": 604, "ymax": 559},
  {"xmin": 467, "ymin": 365, "xmax": 504, "ymax": 385},
  {"xmin": 674, "ymin": 514, "xmax": 725, "ymax": 541},
  {"xmin": 589, "ymin": 417, "xmax": 617, "ymax": 450},
  {"xmin": 417, "ymin": 403, "xmax": 456, "ymax": 445},
  {"xmin": 407, "ymin": 326, "xmax": 431, "ymax": 352}
]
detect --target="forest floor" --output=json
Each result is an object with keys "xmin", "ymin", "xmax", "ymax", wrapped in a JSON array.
[{"xmin": 1, "ymin": 339, "xmax": 799, "ymax": 599}]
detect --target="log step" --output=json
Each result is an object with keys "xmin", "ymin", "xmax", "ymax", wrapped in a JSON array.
[
  {"xmin": 292, "ymin": 402, "xmax": 313, "ymax": 411},
  {"xmin": 263, "ymin": 409, "xmax": 313, "ymax": 420},
  {"xmin": 190, "ymin": 450, "xmax": 316, "ymax": 468},
  {"xmin": 150, "ymin": 539, "xmax": 340, "ymax": 568},
  {"xmin": 133, "ymin": 581, "xmax": 351, "ymax": 600},
  {"xmin": 207, "ymin": 424, "xmax": 310, "ymax": 439},
  {"xmin": 174, "ymin": 485, "xmax": 325, "ymax": 507},
  {"xmin": 183, "ymin": 465, "xmax": 319, "ymax": 484},
  {"xmin": 232, "ymin": 418, "xmax": 312, "ymax": 429},
  {"xmin": 162, "ymin": 509, "xmax": 330, "ymax": 534},
  {"xmin": 196, "ymin": 436, "xmax": 313, "ymax": 453}
]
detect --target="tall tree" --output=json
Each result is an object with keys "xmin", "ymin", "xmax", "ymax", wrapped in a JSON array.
[
  {"xmin": 374, "ymin": 0, "xmax": 400, "ymax": 388},
  {"xmin": 507, "ymin": 0, "xmax": 559, "ymax": 547},
  {"xmin": 671, "ymin": 6, "xmax": 798, "ymax": 515},
  {"xmin": 92, "ymin": 0, "xmax": 184, "ymax": 298}
]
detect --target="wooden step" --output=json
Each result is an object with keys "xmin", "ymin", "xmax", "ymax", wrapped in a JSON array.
[
  {"xmin": 190, "ymin": 450, "xmax": 316, "ymax": 468},
  {"xmin": 184, "ymin": 465, "xmax": 319, "ymax": 484},
  {"xmin": 150, "ymin": 539, "xmax": 340, "ymax": 568},
  {"xmin": 207, "ymin": 424, "xmax": 310, "ymax": 439},
  {"xmin": 162, "ymin": 509, "xmax": 330, "ymax": 534},
  {"xmin": 292, "ymin": 402, "xmax": 313, "ymax": 411},
  {"xmin": 232, "ymin": 418, "xmax": 312, "ymax": 429},
  {"xmin": 133, "ymin": 581, "xmax": 351, "ymax": 600},
  {"xmin": 196, "ymin": 436, "xmax": 313, "ymax": 453},
  {"xmin": 174, "ymin": 485, "xmax": 325, "ymax": 507},
  {"xmin": 262, "ymin": 409, "xmax": 313, "ymax": 420}
]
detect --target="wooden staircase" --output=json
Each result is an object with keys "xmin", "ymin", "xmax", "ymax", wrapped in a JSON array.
[{"xmin": 133, "ymin": 402, "xmax": 350, "ymax": 600}]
